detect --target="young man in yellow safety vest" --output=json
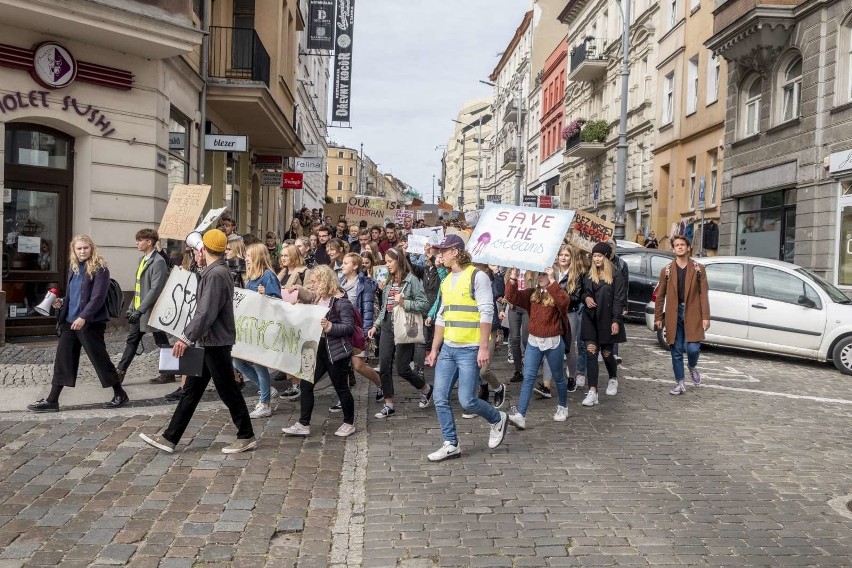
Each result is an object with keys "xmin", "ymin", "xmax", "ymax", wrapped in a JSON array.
[{"xmin": 425, "ymin": 234, "xmax": 508, "ymax": 461}]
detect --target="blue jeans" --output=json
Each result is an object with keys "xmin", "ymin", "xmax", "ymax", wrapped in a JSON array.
[
  {"xmin": 518, "ymin": 339, "xmax": 568, "ymax": 416},
  {"xmin": 433, "ymin": 345, "xmax": 501, "ymax": 445},
  {"xmin": 233, "ymin": 358, "xmax": 272, "ymax": 404},
  {"xmin": 671, "ymin": 304, "xmax": 701, "ymax": 381}
]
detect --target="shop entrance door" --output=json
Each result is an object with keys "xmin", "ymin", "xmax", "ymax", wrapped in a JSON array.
[{"xmin": 3, "ymin": 124, "xmax": 74, "ymax": 337}]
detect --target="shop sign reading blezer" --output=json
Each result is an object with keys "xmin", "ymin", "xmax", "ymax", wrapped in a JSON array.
[{"xmin": 204, "ymin": 135, "xmax": 248, "ymax": 152}]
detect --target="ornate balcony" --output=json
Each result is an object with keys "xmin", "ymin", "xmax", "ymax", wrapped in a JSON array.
[
  {"xmin": 502, "ymin": 147, "xmax": 522, "ymax": 171},
  {"xmin": 564, "ymin": 132, "xmax": 606, "ymax": 159},
  {"xmin": 705, "ymin": 1, "xmax": 796, "ymax": 74},
  {"xmin": 569, "ymin": 38, "xmax": 608, "ymax": 82}
]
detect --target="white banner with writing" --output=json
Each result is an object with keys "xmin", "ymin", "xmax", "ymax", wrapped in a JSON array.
[{"xmin": 466, "ymin": 203, "xmax": 575, "ymax": 272}]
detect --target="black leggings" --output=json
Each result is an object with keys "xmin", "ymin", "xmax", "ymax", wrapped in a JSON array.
[
  {"xmin": 300, "ymin": 339, "xmax": 354, "ymax": 426},
  {"xmin": 585, "ymin": 342, "xmax": 618, "ymax": 390}
]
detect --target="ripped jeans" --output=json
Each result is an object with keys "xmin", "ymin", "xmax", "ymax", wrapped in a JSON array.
[{"xmin": 585, "ymin": 342, "xmax": 618, "ymax": 390}]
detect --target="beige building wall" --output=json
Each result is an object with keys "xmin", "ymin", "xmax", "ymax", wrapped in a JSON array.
[
  {"xmin": 327, "ymin": 146, "xmax": 360, "ymax": 203},
  {"xmin": 445, "ymin": 98, "xmax": 493, "ymax": 211}
]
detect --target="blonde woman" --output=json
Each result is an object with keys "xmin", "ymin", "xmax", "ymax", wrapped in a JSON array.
[
  {"xmin": 225, "ymin": 238, "xmax": 246, "ymax": 288},
  {"xmin": 277, "ymin": 242, "xmax": 311, "ymax": 400},
  {"xmin": 233, "ymin": 244, "xmax": 282, "ymax": 418},
  {"xmin": 282, "ymin": 265, "xmax": 357, "ymax": 437},
  {"xmin": 28, "ymin": 235, "xmax": 128, "ymax": 412},
  {"xmin": 579, "ymin": 242, "xmax": 627, "ymax": 407},
  {"xmin": 296, "ymin": 236, "xmax": 316, "ymax": 269}
]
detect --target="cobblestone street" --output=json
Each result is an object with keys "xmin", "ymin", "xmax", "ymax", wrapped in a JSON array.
[{"xmin": 1, "ymin": 324, "xmax": 851, "ymax": 567}]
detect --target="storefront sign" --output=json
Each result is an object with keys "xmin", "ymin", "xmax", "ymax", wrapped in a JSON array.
[
  {"xmin": 332, "ymin": 0, "xmax": 355, "ymax": 124},
  {"xmin": 283, "ymin": 172, "xmax": 304, "ymax": 189},
  {"xmin": 307, "ymin": 0, "xmax": 336, "ymax": 50},
  {"xmin": 262, "ymin": 171, "xmax": 283, "ymax": 186},
  {"xmin": 522, "ymin": 195, "xmax": 537, "ymax": 207},
  {"xmin": 539, "ymin": 196, "xmax": 552, "ymax": 208},
  {"xmin": 486, "ymin": 194, "xmax": 501, "ymax": 204},
  {"xmin": 158, "ymin": 184, "xmax": 212, "ymax": 240},
  {"xmin": 0, "ymin": 91, "xmax": 117, "ymax": 136},
  {"xmin": 570, "ymin": 210, "xmax": 615, "ymax": 253},
  {"xmin": 204, "ymin": 135, "xmax": 248, "ymax": 152},
  {"xmin": 31, "ymin": 42, "xmax": 77, "ymax": 89},
  {"xmin": 467, "ymin": 203, "xmax": 576, "ymax": 272},
  {"xmin": 295, "ymin": 157, "xmax": 323, "ymax": 172},
  {"xmin": 830, "ymin": 149, "xmax": 852, "ymax": 174},
  {"xmin": 255, "ymin": 154, "xmax": 283, "ymax": 169},
  {"xmin": 169, "ymin": 132, "xmax": 186, "ymax": 150}
]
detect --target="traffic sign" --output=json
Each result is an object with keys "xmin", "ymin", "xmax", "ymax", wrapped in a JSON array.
[
  {"xmin": 486, "ymin": 194, "xmax": 501, "ymax": 203},
  {"xmin": 697, "ymin": 177, "xmax": 706, "ymax": 211}
]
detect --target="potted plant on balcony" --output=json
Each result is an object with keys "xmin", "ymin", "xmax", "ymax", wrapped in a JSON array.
[
  {"xmin": 580, "ymin": 120, "xmax": 611, "ymax": 143},
  {"xmin": 562, "ymin": 118, "xmax": 586, "ymax": 141}
]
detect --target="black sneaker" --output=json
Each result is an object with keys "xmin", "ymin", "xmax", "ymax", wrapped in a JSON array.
[
  {"xmin": 375, "ymin": 388, "xmax": 384, "ymax": 402},
  {"xmin": 27, "ymin": 399, "xmax": 59, "ymax": 413},
  {"xmin": 510, "ymin": 371, "xmax": 523, "ymax": 383},
  {"xmin": 164, "ymin": 387, "xmax": 184, "ymax": 402},
  {"xmin": 478, "ymin": 384, "xmax": 489, "ymax": 401},
  {"xmin": 418, "ymin": 385, "xmax": 433, "ymax": 409},
  {"xmin": 375, "ymin": 405, "xmax": 395, "ymax": 419},
  {"xmin": 533, "ymin": 383, "xmax": 552, "ymax": 399},
  {"xmin": 567, "ymin": 377, "xmax": 577, "ymax": 393},
  {"xmin": 615, "ymin": 355, "xmax": 623, "ymax": 365},
  {"xmin": 493, "ymin": 385, "xmax": 506, "ymax": 409},
  {"xmin": 329, "ymin": 401, "xmax": 343, "ymax": 413}
]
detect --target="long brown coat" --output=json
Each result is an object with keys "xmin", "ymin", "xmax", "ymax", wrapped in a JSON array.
[{"xmin": 653, "ymin": 260, "xmax": 711, "ymax": 345}]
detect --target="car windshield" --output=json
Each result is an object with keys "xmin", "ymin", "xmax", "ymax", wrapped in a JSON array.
[{"xmin": 796, "ymin": 268, "xmax": 852, "ymax": 304}]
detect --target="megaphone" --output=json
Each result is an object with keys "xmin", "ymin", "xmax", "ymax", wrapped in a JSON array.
[
  {"xmin": 185, "ymin": 231, "xmax": 204, "ymax": 253},
  {"xmin": 35, "ymin": 288, "xmax": 59, "ymax": 317}
]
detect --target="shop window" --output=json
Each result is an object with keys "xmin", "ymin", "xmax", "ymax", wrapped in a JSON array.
[
  {"xmin": 736, "ymin": 189, "xmax": 796, "ymax": 262},
  {"xmin": 838, "ymin": 181, "xmax": 852, "ymax": 287},
  {"xmin": 778, "ymin": 55, "xmax": 802, "ymax": 123},
  {"xmin": 168, "ymin": 107, "xmax": 191, "ymax": 197},
  {"xmin": 4, "ymin": 130, "xmax": 70, "ymax": 169},
  {"xmin": 740, "ymin": 75, "xmax": 762, "ymax": 137},
  {"xmin": 3, "ymin": 189, "xmax": 59, "ymax": 273}
]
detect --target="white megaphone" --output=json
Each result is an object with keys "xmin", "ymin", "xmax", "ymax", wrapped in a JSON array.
[
  {"xmin": 35, "ymin": 288, "xmax": 60, "ymax": 317},
  {"xmin": 185, "ymin": 231, "xmax": 204, "ymax": 253}
]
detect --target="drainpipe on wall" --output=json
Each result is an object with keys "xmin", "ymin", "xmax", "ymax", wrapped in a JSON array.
[{"xmin": 198, "ymin": 0, "xmax": 210, "ymax": 187}]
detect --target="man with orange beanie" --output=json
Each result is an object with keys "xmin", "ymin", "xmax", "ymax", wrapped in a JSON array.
[{"xmin": 139, "ymin": 229, "xmax": 256, "ymax": 454}]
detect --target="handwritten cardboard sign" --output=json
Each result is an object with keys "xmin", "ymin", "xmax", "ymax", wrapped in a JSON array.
[
  {"xmin": 407, "ymin": 234, "xmax": 429, "ymax": 255},
  {"xmin": 466, "ymin": 203, "xmax": 576, "ymax": 272},
  {"xmin": 158, "ymin": 184, "xmax": 211, "ymax": 240},
  {"xmin": 570, "ymin": 211, "xmax": 615, "ymax": 252},
  {"xmin": 343, "ymin": 196, "xmax": 401, "ymax": 226},
  {"xmin": 412, "ymin": 226, "xmax": 444, "ymax": 245}
]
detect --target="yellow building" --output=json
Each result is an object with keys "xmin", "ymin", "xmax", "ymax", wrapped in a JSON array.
[
  {"xmin": 651, "ymin": 0, "xmax": 727, "ymax": 254},
  {"xmin": 327, "ymin": 145, "xmax": 360, "ymax": 203}
]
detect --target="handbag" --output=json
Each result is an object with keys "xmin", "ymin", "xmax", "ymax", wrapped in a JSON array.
[{"xmin": 392, "ymin": 304, "xmax": 424, "ymax": 344}]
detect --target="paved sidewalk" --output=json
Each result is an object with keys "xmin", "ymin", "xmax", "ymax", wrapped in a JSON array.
[{"xmin": 0, "ymin": 324, "xmax": 850, "ymax": 567}]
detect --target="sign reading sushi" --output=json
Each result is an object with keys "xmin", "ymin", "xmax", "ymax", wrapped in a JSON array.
[{"xmin": 466, "ymin": 203, "xmax": 576, "ymax": 272}]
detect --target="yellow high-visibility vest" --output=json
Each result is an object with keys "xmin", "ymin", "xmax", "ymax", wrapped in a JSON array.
[{"xmin": 440, "ymin": 265, "xmax": 480, "ymax": 344}]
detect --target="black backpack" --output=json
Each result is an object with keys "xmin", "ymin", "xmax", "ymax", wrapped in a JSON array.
[{"xmin": 106, "ymin": 278, "xmax": 124, "ymax": 319}]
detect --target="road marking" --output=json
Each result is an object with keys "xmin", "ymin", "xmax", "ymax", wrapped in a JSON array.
[{"xmin": 624, "ymin": 375, "xmax": 852, "ymax": 405}]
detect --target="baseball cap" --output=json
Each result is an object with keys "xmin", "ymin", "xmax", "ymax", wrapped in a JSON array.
[{"xmin": 433, "ymin": 234, "xmax": 466, "ymax": 251}]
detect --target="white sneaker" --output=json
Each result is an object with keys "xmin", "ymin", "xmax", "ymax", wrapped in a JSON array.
[
  {"xmin": 428, "ymin": 441, "xmax": 461, "ymax": 462},
  {"xmin": 461, "ymin": 412, "xmax": 476, "ymax": 419},
  {"xmin": 282, "ymin": 422, "xmax": 310, "ymax": 436},
  {"xmin": 581, "ymin": 391, "xmax": 599, "ymax": 407},
  {"xmin": 507, "ymin": 406, "xmax": 526, "ymax": 430},
  {"xmin": 553, "ymin": 405, "xmax": 569, "ymax": 422},
  {"xmin": 606, "ymin": 378, "xmax": 618, "ymax": 396},
  {"xmin": 334, "ymin": 423, "xmax": 356, "ymax": 437},
  {"xmin": 575, "ymin": 374, "xmax": 586, "ymax": 388},
  {"xmin": 269, "ymin": 386, "xmax": 279, "ymax": 399},
  {"xmin": 488, "ymin": 411, "xmax": 508, "ymax": 449},
  {"xmin": 249, "ymin": 404, "xmax": 272, "ymax": 418}
]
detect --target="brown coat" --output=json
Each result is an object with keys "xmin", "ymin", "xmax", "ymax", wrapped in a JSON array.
[{"xmin": 653, "ymin": 260, "xmax": 711, "ymax": 345}]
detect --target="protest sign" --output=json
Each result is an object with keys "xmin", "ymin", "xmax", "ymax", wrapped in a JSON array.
[
  {"xmin": 447, "ymin": 227, "xmax": 470, "ymax": 244},
  {"xmin": 466, "ymin": 203, "xmax": 576, "ymax": 272},
  {"xmin": 194, "ymin": 206, "xmax": 227, "ymax": 233},
  {"xmin": 343, "ymin": 196, "xmax": 400, "ymax": 226},
  {"xmin": 407, "ymin": 234, "xmax": 429, "ymax": 255},
  {"xmin": 423, "ymin": 213, "xmax": 438, "ymax": 226},
  {"xmin": 395, "ymin": 208, "xmax": 414, "ymax": 226},
  {"xmin": 231, "ymin": 289, "xmax": 328, "ymax": 382},
  {"xmin": 324, "ymin": 203, "xmax": 347, "ymax": 224},
  {"xmin": 464, "ymin": 210, "xmax": 482, "ymax": 227},
  {"xmin": 570, "ymin": 211, "xmax": 615, "ymax": 252},
  {"xmin": 413, "ymin": 226, "xmax": 444, "ymax": 245},
  {"xmin": 148, "ymin": 268, "xmax": 327, "ymax": 381},
  {"xmin": 158, "ymin": 184, "xmax": 211, "ymax": 240}
]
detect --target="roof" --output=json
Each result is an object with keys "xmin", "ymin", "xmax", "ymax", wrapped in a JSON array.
[{"xmin": 489, "ymin": 10, "xmax": 534, "ymax": 81}]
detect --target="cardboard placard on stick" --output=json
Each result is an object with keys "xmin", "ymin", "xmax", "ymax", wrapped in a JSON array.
[
  {"xmin": 158, "ymin": 184, "xmax": 211, "ymax": 240},
  {"xmin": 570, "ymin": 211, "xmax": 615, "ymax": 252}
]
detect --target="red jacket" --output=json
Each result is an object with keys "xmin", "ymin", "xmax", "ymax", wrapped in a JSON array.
[
  {"xmin": 378, "ymin": 238, "xmax": 398, "ymax": 256},
  {"xmin": 505, "ymin": 281, "xmax": 569, "ymax": 339}
]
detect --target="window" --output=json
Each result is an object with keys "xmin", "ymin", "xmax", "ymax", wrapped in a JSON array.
[
  {"xmin": 669, "ymin": 0, "xmax": 677, "ymax": 28},
  {"xmin": 337, "ymin": 151, "xmax": 343, "ymax": 158},
  {"xmin": 349, "ymin": 167, "xmax": 354, "ymax": 176},
  {"xmin": 741, "ymin": 76, "xmax": 761, "ymax": 137},
  {"xmin": 168, "ymin": 107, "xmax": 191, "ymax": 196},
  {"xmin": 704, "ymin": 263, "xmax": 744, "ymax": 294},
  {"xmin": 663, "ymin": 72, "xmax": 674, "ymax": 124},
  {"xmin": 641, "ymin": 57, "xmax": 649, "ymax": 101},
  {"xmin": 737, "ymin": 189, "xmax": 796, "ymax": 262},
  {"xmin": 708, "ymin": 150, "xmax": 718, "ymax": 205},
  {"xmin": 336, "ymin": 181, "xmax": 343, "ymax": 190},
  {"xmin": 336, "ymin": 196, "xmax": 342, "ymax": 203},
  {"xmin": 706, "ymin": 50, "xmax": 720, "ymax": 104},
  {"xmin": 348, "ymin": 182, "xmax": 353, "ymax": 191},
  {"xmin": 753, "ymin": 266, "xmax": 821, "ymax": 309},
  {"xmin": 688, "ymin": 157, "xmax": 697, "ymax": 209},
  {"xmin": 337, "ymin": 165, "xmax": 343, "ymax": 175},
  {"xmin": 780, "ymin": 56, "xmax": 802, "ymax": 122},
  {"xmin": 620, "ymin": 253, "xmax": 643, "ymax": 276},
  {"xmin": 689, "ymin": 0, "xmax": 699, "ymax": 11},
  {"xmin": 650, "ymin": 255, "xmax": 671, "ymax": 277},
  {"xmin": 687, "ymin": 56, "xmax": 699, "ymax": 114}
]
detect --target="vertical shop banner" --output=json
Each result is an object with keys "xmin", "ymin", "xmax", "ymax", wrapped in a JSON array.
[
  {"xmin": 466, "ymin": 203, "xmax": 576, "ymax": 272},
  {"xmin": 332, "ymin": 0, "xmax": 355, "ymax": 124},
  {"xmin": 570, "ymin": 211, "xmax": 615, "ymax": 252},
  {"xmin": 307, "ymin": 0, "xmax": 336, "ymax": 50}
]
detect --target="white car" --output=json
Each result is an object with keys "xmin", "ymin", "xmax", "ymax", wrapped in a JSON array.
[{"xmin": 645, "ymin": 256, "xmax": 852, "ymax": 375}]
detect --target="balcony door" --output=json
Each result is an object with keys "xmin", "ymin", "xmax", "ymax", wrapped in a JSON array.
[{"xmin": 232, "ymin": 0, "xmax": 255, "ymax": 71}]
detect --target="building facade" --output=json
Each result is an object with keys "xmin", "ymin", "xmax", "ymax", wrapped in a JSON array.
[
  {"xmin": 651, "ymin": 0, "xmax": 727, "ymax": 253},
  {"xmin": 444, "ymin": 98, "xmax": 493, "ymax": 212},
  {"xmin": 707, "ymin": 0, "xmax": 852, "ymax": 290},
  {"xmin": 326, "ymin": 144, "xmax": 359, "ymax": 203},
  {"xmin": 531, "ymin": 38, "xmax": 568, "ymax": 202}
]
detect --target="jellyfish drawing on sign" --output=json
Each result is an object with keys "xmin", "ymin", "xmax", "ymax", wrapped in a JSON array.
[{"xmin": 472, "ymin": 232, "xmax": 491, "ymax": 256}]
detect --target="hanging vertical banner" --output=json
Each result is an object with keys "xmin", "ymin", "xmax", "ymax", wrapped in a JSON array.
[
  {"xmin": 307, "ymin": 0, "xmax": 336, "ymax": 50},
  {"xmin": 332, "ymin": 0, "xmax": 355, "ymax": 124}
]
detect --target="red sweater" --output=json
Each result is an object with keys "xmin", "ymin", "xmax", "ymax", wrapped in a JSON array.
[{"xmin": 505, "ymin": 281, "xmax": 569, "ymax": 338}]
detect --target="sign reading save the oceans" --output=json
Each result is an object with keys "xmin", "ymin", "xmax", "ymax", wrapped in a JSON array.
[{"xmin": 466, "ymin": 203, "xmax": 576, "ymax": 272}]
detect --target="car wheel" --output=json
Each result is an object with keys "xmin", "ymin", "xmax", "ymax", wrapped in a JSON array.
[
  {"xmin": 656, "ymin": 327, "xmax": 670, "ymax": 351},
  {"xmin": 831, "ymin": 336, "xmax": 852, "ymax": 376}
]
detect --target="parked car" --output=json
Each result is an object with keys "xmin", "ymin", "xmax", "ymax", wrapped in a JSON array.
[
  {"xmin": 615, "ymin": 240, "xmax": 643, "ymax": 249},
  {"xmin": 644, "ymin": 256, "xmax": 852, "ymax": 375},
  {"xmin": 615, "ymin": 247, "xmax": 675, "ymax": 321}
]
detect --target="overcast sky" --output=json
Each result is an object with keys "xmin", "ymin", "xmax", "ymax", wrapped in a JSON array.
[{"xmin": 330, "ymin": 1, "xmax": 528, "ymax": 203}]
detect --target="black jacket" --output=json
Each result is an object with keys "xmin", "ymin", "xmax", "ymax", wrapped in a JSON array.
[
  {"xmin": 324, "ymin": 295, "xmax": 356, "ymax": 364},
  {"xmin": 182, "ymin": 259, "xmax": 236, "ymax": 347},
  {"xmin": 580, "ymin": 269, "xmax": 627, "ymax": 344}
]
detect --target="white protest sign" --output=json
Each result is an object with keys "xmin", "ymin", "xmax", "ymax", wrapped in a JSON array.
[
  {"xmin": 148, "ymin": 268, "xmax": 200, "ymax": 337},
  {"xmin": 194, "ymin": 207, "xmax": 228, "ymax": 233},
  {"xmin": 407, "ymin": 234, "xmax": 429, "ymax": 255},
  {"xmin": 231, "ymin": 289, "xmax": 328, "ymax": 382},
  {"xmin": 413, "ymin": 226, "xmax": 444, "ymax": 245},
  {"xmin": 466, "ymin": 203, "xmax": 576, "ymax": 272},
  {"xmin": 464, "ymin": 210, "xmax": 482, "ymax": 227}
]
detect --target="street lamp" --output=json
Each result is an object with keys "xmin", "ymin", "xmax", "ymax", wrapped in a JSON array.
[{"xmin": 613, "ymin": 0, "xmax": 632, "ymax": 240}]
